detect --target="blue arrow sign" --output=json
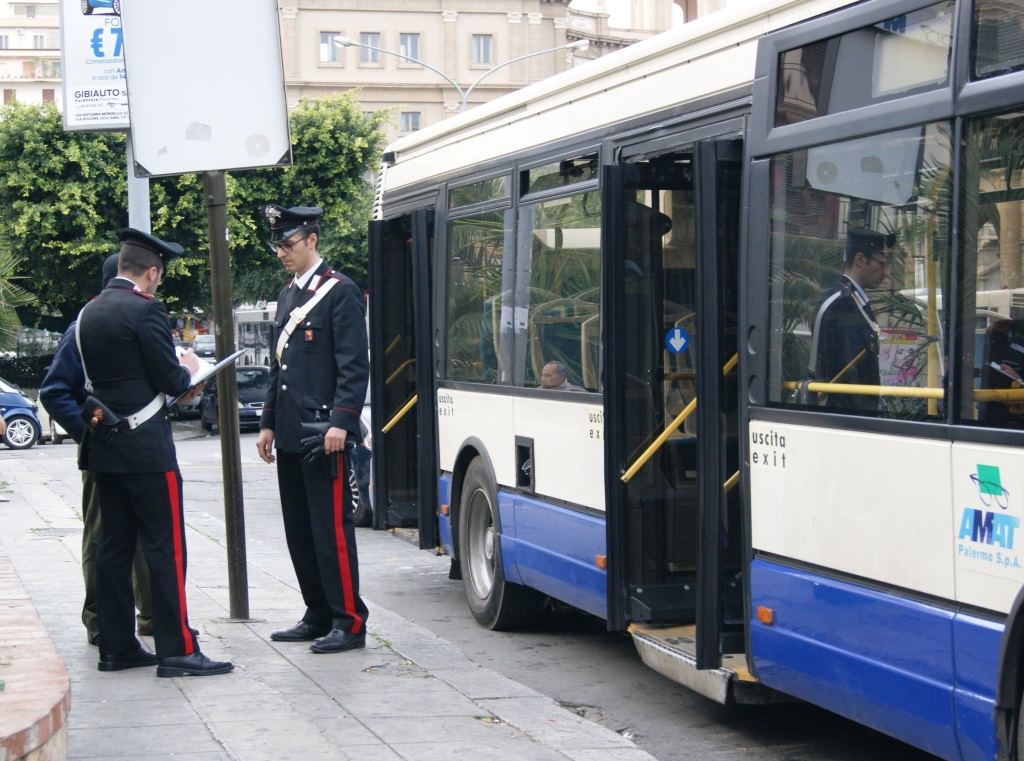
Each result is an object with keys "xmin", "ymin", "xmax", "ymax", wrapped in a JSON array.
[{"xmin": 665, "ymin": 327, "xmax": 689, "ymax": 354}]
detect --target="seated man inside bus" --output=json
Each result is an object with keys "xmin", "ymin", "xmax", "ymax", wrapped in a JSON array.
[
  {"xmin": 540, "ymin": 360, "xmax": 584, "ymax": 391},
  {"xmin": 809, "ymin": 228, "xmax": 894, "ymax": 411}
]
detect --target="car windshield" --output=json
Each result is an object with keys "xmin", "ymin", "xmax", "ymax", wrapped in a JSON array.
[
  {"xmin": 0, "ymin": 377, "xmax": 20, "ymax": 394},
  {"xmin": 237, "ymin": 368, "xmax": 269, "ymax": 390},
  {"xmin": 194, "ymin": 336, "xmax": 215, "ymax": 347}
]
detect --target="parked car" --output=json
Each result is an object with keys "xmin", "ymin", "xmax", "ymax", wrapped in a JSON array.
[
  {"xmin": 81, "ymin": 0, "xmax": 120, "ymax": 14},
  {"xmin": 351, "ymin": 395, "xmax": 373, "ymax": 527},
  {"xmin": 192, "ymin": 334, "xmax": 217, "ymax": 360},
  {"xmin": 36, "ymin": 403, "xmax": 69, "ymax": 445},
  {"xmin": 200, "ymin": 366, "xmax": 268, "ymax": 432},
  {"xmin": 0, "ymin": 377, "xmax": 41, "ymax": 450},
  {"xmin": 169, "ymin": 394, "xmax": 201, "ymax": 421}
]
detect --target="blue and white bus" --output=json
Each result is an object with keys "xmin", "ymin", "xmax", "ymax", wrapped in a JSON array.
[{"xmin": 366, "ymin": 0, "xmax": 1024, "ymax": 758}]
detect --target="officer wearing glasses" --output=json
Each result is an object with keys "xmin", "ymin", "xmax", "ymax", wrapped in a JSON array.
[
  {"xmin": 809, "ymin": 228, "xmax": 895, "ymax": 411},
  {"xmin": 256, "ymin": 204, "xmax": 370, "ymax": 654}
]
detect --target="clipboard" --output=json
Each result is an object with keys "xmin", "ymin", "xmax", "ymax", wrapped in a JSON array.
[{"xmin": 166, "ymin": 348, "xmax": 247, "ymax": 406}]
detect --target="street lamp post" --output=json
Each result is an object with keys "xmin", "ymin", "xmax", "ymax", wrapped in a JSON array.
[{"xmin": 334, "ymin": 36, "xmax": 589, "ymax": 112}]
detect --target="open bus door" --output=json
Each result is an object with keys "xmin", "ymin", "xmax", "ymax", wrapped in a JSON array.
[
  {"xmin": 603, "ymin": 138, "xmax": 754, "ymax": 703},
  {"xmin": 368, "ymin": 210, "xmax": 439, "ymax": 548}
]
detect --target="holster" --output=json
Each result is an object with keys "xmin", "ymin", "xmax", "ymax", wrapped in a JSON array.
[{"xmin": 81, "ymin": 395, "xmax": 124, "ymax": 445}]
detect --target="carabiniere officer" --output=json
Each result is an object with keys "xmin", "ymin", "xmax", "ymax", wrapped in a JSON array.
[{"xmin": 256, "ymin": 204, "xmax": 370, "ymax": 653}]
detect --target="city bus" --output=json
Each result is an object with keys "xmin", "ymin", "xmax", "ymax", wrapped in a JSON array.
[{"xmin": 365, "ymin": 0, "xmax": 1024, "ymax": 758}]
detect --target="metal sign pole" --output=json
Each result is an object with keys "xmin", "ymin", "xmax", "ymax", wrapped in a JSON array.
[{"xmin": 204, "ymin": 169, "xmax": 250, "ymax": 620}]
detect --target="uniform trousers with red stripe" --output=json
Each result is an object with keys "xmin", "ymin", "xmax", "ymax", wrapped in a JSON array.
[
  {"xmin": 95, "ymin": 471, "xmax": 198, "ymax": 658},
  {"xmin": 277, "ymin": 450, "xmax": 367, "ymax": 634}
]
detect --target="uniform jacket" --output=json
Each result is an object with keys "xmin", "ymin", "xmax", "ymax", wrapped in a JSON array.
[
  {"xmin": 261, "ymin": 260, "xmax": 368, "ymax": 454},
  {"xmin": 77, "ymin": 279, "xmax": 191, "ymax": 472},
  {"xmin": 39, "ymin": 323, "xmax": 88, "ymax": 444},
  {"xmin": 812, "ymin": 276, "xmax": 880, "ymax": 411}
]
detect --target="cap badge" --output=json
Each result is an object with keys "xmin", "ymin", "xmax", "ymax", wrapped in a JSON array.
[{"xmin": 265, "ymin": 205, "xmax": 282, "ymax": 223}]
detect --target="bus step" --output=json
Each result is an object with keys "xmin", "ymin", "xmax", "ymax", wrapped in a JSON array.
[
  {"xmin": 628, "ymin": 583, "xmax": 696, "ymax": 621},
  {"xmin": 628, "ymin": 623, "xmax": 789, "ymax": 705}
]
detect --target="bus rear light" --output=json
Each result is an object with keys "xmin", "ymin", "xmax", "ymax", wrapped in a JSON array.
[
  {"xmin": 440, "ymin": 503, "xmax": 449, "ymax": 516},
  {"xmin": 756, "ymin": 606, "xmax": 775, "ymax": 625},
  {"xmin": 594, "ymin": 555, "xmax": 607, "ymax": 569}
]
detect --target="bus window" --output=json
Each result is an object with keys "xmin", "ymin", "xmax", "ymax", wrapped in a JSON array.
[
  {"xmin": 766, "ymin": 121, "xmax": 952, "ymax": 419},
  {"xmin": 959, "ymin": 111, "xmax": 1024, "ymax": 429},
  {"xmin": 775, "ymin": 0, "xmax": 953, "ymax": 127},
  {"xmin": 517, "ymin": 191, "xmax": 602, "ymax": 390},
  {"xmin": 445, "ymin": 209, "xmax": 513, "ymax": 383},
  {"xmin": 973, "ymin": 0, "xmax": 1024, "ymax": 79}
]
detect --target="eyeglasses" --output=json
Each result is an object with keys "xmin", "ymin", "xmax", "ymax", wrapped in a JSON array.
[
  {"xmin": 269, "ymin": 233, "xmax": 310, "ymax": 253},
  {"xmin": 865, "ymin": 254, "xmax": 890, "ymax": 268}
]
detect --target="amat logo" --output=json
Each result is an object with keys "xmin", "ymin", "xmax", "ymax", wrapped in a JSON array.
[{"xmin": 958, "ymin": 464, "xmax": 1019, "ymax": 555}]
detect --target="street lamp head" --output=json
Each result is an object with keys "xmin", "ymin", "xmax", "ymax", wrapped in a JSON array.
[
  {"xmin": 333, "ymin": 36, "xmax": 356, "ymax": 47},
  {"xmin": 565, "ymin": 39, "xmax": 590, "ymax": 53}
]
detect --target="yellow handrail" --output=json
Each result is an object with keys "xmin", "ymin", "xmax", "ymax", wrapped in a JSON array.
[
  {"xmin": 621, "ymin": 354, "xmax": 738, "ymax": 484},
  {"xmin": 781, "ymin": 380, "xmax": 1024, "ymax": 403},
  {"xmin": 382, "ymin": 394, "xmax": 417, "ymax": 434},
  {"xmin": 385, "ymin": 359, "xmax": 416, "ymax": 386}
]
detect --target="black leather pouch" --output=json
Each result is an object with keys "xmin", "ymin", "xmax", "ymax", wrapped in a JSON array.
[
  {"xmin": 81, "ymin": 395, "xmax": 124, "ymax": 445},
  {"xmin": 299, "ymin": 421, "xmax": 339, "ymax": 479}
]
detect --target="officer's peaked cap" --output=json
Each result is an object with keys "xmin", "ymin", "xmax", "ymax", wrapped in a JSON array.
[
  {"xmin": 845, "ymin": 228, "xmax": 896, "ymax": 261},
  {"xmin": 100, "ymin": 253, "xmax": 119, "ymax": 290},
  {"xmin": 118, "ymin": 228, "xmax": 184, "ymax": 267},
  {"xmin": 265, "ymin": 204, "xmax": 323, "ymax": 243}
]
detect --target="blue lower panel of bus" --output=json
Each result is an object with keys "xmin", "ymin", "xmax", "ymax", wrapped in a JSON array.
[
  {"xmin": 750, "ymin": 559, "xmax": 1001, "ymax": 761},
  {"xmin": 436, "ymin": 475, "xmax": 607, "ymax": 618},
  {"xmin": 497, "ymin": 492, "xmax": 607, "ymax": 619}
]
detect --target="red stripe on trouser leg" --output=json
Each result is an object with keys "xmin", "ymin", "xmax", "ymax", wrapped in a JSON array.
[
  {"xmin": 165, "ymin": 471, "xmax": 194, "ymax": 654},
  {"xmin": 333, "ymin": 452, "xmax": 363, "ymax": 634}
]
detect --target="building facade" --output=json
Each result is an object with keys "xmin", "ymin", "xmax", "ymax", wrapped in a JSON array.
[
  {"xmin": 281, "ymin": 0, "xmax": 676, "ymax": 141},
  {"xmin": 0, "ymin": 2, "xmax": 61, "ymax": 107}
]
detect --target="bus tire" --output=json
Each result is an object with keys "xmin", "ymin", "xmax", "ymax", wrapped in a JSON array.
[{"xmin": 458, "ymin": 457, "xmax": 542, "ymax": 631}]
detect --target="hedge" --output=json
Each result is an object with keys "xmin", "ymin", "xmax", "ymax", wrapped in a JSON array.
[{"xmin": 0, "ymin": 354, "xmax": 55, "ymax": 391}]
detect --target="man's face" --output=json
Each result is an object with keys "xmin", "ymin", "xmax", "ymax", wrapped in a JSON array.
[
  {"xmin": 540, "ymin": 363, "xmax": 564, "ymax": 388},
  {"xmin": 276, "ymin": 230, "xmax": 317, "ymax": 274},
  {"xmin": 860, "ymin": 249, "xmax": 890, "ymax": 289}
]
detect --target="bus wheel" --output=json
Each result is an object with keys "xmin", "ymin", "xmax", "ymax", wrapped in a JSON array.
[
  {"xmin": 1016, "ymin": 686, "xmax": 1024, "ymax": 761},
  {"xmin": 458, "ymin": 457, "xmax": 541, "ymax": 630}
]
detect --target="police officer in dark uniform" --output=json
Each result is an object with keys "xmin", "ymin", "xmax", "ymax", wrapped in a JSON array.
[
  {"xmin": 256, "ymin": 204, "xmax": 370, "ymax": 654},
  {"xmin": 40, "ymin": 253, "xmax": 154, "ymax": 645},
  {"xmin": 78, "ymin": 229, "xmax": 232, "ymax": 677},
  {"xmin": 810, "ymin": 228, "xmax": 894, "ymax": 411}
]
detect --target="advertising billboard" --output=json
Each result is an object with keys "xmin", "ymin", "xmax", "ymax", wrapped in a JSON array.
[{"xmin": 59, "ymin": 0, "xmax": 129, "ymax": 131}]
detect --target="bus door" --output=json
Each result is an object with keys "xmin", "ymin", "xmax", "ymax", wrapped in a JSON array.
[
  {"xmin": 368, "ymin": 210, "xmax": 439, "ymax": 547},
  {"xmin": 603, "ymin": 139, "xmax": 745, "ymax": 694}
]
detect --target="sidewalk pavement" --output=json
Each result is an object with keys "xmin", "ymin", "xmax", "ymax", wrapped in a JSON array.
[{"xmin": 0, "ymin": 435, "xmax": 656, "ymax": 761}]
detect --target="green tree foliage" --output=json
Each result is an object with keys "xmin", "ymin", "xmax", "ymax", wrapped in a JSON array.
[{"xmin": 0, "ymin": 92, "xmax": 390, "ymax": 329}]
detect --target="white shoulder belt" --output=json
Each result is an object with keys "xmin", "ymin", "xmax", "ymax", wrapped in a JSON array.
[{"xmin": 275, "ymin": 277, "xmax": 339, "ymax": 362}]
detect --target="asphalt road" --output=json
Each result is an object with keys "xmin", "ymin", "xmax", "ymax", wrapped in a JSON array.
[{"xmin": 23, "ymin": 425, "xmax": 938, "ymax": 761}]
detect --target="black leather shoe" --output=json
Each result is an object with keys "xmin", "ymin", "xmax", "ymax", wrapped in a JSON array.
[
  {"xmin": 156, "ymin": 652, "xmax": 234, "ymax": 678},
  {"xmin": 98, "ymin": 646, "xmax": 158, "ymax": 672},
  {"xmin": 310, "ymin": 629, "xmax": 366, "ymax": 654},
  {"xmin": 270, "ymin": 621, "xmax": 331, "ymax": 642}
]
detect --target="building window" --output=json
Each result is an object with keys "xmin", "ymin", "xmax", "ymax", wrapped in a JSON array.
[
  {"xmin": 0, "ymin": 35, "xmax": 8, "ymax": 49},
  {"xmin": 399, "ymin": 33, "xmax": 420, "ymax": 63},
  {"xmin": 472, "ymin": 34, "xmax": 493, "ymax": 65},
  {"xmin": 42, "ymin": 88, "xmax": 53, "ymax": 102},
  {"xmin": 360, "ymin": 32, "xmax": 381, "ymax": 64},
  {"xmin": 400, "ymin": 112, "xmax": 421, "ymax": 132},
  {"xmin": 319, "ymin": 31, "xmax": 341, "ymax": 63},
  {"xmin": 3, "ymin": 89, "xmax": 14, "ymax": 104},
  {"xmin": 32, "ymin": 33, "xmax": 44, "ymax": 49}
]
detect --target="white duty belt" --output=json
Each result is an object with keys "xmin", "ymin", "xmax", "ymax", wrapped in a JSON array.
[
  {"xmin": 74, "ymin": 304, "xmax": 166, "ymax": 429},
  {"xmin": 275, "ymin": 277, "xmax": 339, "ymax": 362}
]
